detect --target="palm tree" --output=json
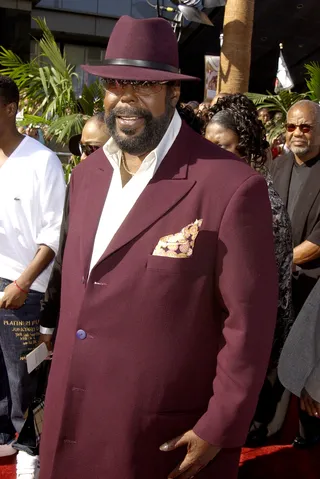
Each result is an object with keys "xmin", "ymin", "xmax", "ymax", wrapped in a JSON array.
[
  {"xmin": 217, "ymin": 0, "xmax": 255, "ymax": 94},
  {"xmin": 247, "ymin": 90, "xmax": 309, "ymax": 143},
  {"xmin": 305, "ymin": 62, "xmax": 320, "ymax": 103},
  {"xmin": 0, "ymin": 17, "xmax": 104, "ymax": 145},
  {"xmin": 247, "ymin": 79, "xmax": 315, "ymax": 143}
]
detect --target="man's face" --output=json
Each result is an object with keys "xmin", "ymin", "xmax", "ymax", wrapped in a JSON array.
[
  {"xmin": 274, "ymin": 112, "xmax": 283, "ymax": 123},
  {"xmin": 26, "ymin": 127, "xmax": 39, "ymax": 139},
  {"xmin": 0, "ymin": 98, "xmax": 15, "ymax": 136},
  {"xmin": 104, "ymin": 80, "xmax": 180, "ymax": 156},
  {"xmin": 258, "ymin": 108, "xmax": 270, "ymax": 124},
  {"xmin": 80, "ymin": 120, "xmax": 110, "ymax": 161},
  {"xmin": 286, "ymin": 105, "xmax": 320, "ymax": 158}
]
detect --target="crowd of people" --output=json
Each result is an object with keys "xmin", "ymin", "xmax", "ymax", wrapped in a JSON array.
[{"xmin": 0, "ymin": 13, "xmax": 320, "ymax": 479}]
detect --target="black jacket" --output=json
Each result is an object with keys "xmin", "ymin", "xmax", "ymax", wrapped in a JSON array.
[{"xmin": 269, "ymin": 152, "xmax": 320, "ymax": 280}]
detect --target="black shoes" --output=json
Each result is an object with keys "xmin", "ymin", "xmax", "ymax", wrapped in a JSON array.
[
  {"xmin": 245, "ymin": 425, "xmax": 269, "ymax": 448},
  {"xmin": 292, "ymin": 435, "xmax": 320, "ymax": 449}
]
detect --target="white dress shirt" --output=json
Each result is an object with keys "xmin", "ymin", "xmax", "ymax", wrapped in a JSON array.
[
  {"xmin": 0, "ymin": 136, "xmax": 66, "ymax": 292},
  {"xmin": 89, "ymin": 110, "xmax": 182, "ymax": 274}
]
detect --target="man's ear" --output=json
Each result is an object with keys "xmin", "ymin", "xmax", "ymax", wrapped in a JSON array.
[
  {"xmin": 169, "ymin": 83, "xmax": 181, "ymax": 109},
  {"xmin": 7, "ymin": 102, "xmax": 18, "ymax": 119}
]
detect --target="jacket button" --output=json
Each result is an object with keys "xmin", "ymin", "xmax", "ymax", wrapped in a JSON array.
[
  {"xmin": 81, "ymin": 276, "xmax": 85, "ymax": 284},
  {"xmin": 76, "ymin": 329, "xmax": 87, "ymax": 340}
]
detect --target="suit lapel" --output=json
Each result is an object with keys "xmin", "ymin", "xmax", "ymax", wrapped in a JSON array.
[
  {"xmin": 92, "ymin": 124, "xmax": 196, "ymax": 270},
  {"xmin": 291, "ymin": 158, "xmax": 320, "ymax": 245},
  {"xmin": 275, "ymin": 153, "xmax": 294, "ymax": 208},
  {"xmin": 80, "ymin": 150, "xmax": 113, "ymax": 278}
]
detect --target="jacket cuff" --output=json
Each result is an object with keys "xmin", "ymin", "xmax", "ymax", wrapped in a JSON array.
[
  {"xmin": 192, "ymin": 396, "xmax": 253, "ymax": 448},
  {"xmin": 305, "ymin": 367, "xmax": 320, "ymax": 403},
  {"xmin": 307, "ymin": 232, "xmax": 320, "ymax": 247},
  {"xmin": 40, "ymin": 326, "xmax": 55, "ymax": 335}
]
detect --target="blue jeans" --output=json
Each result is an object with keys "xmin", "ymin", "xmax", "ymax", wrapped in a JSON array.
[{"xmin": 0, "ymin": 277, "xmax": 44, "ymax": 445}]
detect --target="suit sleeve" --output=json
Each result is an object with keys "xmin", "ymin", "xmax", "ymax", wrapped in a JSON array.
[
  {"xmin": 307, "ymin": 220, "xmax": 320, "ymax": 246},
  {"xmin": 39, "ymin": 182, "xmax": 70, "ymax": 330},
  {"xmin": 305, "ymin": 361, "xmax": 320, "ymax": 403},
  {"xmin": 193, "ymin": 174, "xmax": 278, "ymax": 448}
]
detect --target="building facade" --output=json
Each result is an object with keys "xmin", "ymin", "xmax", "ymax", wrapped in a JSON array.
[{"xmin": 0, "ymin": 1, "xmax": 319, "ymax": 99}]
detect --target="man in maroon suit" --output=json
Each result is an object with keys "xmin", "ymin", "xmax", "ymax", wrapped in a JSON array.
[{"xmin": 39, "ymin": 15, "xmax": 278, "ymax": 479}]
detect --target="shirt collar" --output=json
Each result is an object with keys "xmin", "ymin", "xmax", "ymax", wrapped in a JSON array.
[
  {"xmin": 294, "ymin": 154, "xmax": 320, "ymax": 169},
  {"xmin": 103, "ymin": 109, "xmax": 182, "ymax": 173}
]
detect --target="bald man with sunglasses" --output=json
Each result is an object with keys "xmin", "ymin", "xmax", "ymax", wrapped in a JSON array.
[
  {"xmin": 69, "ymin": 113, "xmax": 110, "ymax": 161},
  {"xmin": 269, "ymin": 100, "xmax": 320, "ymax": 448}
]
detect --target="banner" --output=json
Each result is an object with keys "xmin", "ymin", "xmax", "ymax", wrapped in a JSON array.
[
  {"xmin": 204, "ymin": 55, "xmax": 220, "ymax": 102},
  {"xmin": 275, "ymin": 45, "xmax": 294, "ymax": 93}
]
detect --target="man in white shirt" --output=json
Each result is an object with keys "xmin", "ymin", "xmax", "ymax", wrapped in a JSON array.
[{"xmin": 0, "ymin": 76, "xmax": 65, "ymax": 478}]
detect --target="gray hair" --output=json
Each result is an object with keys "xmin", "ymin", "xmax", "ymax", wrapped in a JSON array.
[{"xmin": 288, "ymin": 100, "xmax": 320, "ymax": 122}]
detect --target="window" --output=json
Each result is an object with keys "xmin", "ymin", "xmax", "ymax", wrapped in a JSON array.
[
  {"xmin": 30, "ymin": 39, "xmax": 60, "ymax": 65},
  {"xmin": 37, "ymin": 0, "xmax": 61, "ymax": 7},
  {"xmin": 30, "ymin": 41, "xmax": 104, "ymax": 97},
  {"xmin": 61, "ymin": 0, "xmax": 98, "ymax": 14},
  {"xmin": 64, "ymin": 44, "xmax": 105, "ymax": 97},
  {"xmin": 37, "ymin": 0, "xmax": 135, "ymax": 15},
  {"xmin": 37, "ymin": 0, "xmax": 99, "ymax": 14},
  {"xmin": 98, "ymin": 0, "xmax": 131, "ymax": 16}
]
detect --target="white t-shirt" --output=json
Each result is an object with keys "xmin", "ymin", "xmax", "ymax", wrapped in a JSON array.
[{"xmin": 0, "ymin": 136, "xmax": 66, "ymax": 292}]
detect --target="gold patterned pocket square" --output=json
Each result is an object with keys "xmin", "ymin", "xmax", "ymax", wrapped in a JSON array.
[{"xmin": 152, "ymin": 219, "xmax": 203, "ymax": 258}]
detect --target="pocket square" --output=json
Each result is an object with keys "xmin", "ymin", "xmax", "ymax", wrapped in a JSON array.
[{"xmin": 152, "ymin": 219, "xmax": 203, "ymax": 258}]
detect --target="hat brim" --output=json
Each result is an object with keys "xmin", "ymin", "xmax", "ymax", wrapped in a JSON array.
[
  {"xmin": 81, "ymin": 64, "xmax": 200, "ymax": 82},
  {"xmin": 68, "ymin": 134, "xmax": 81, "ymax": 156}
]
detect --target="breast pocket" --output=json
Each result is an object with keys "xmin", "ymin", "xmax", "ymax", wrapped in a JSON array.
[{"xmin": 146, "ymin": 254, "xmax": 203, "ymax": 275}]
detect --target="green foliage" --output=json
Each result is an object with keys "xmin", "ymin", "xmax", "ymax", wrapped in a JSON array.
[
  {"xmin": 266, "ymin": 121, "xmax": 286, "ymax": 144},
  {"xmin": 0, "ymin": 17, "xmax": 104, "ymax": 145},
  {"xmin": 305, "ymin": 62, "xmax": 320, "ymax": 102},
  {"xmin": 63, "ymin": 156, "xmax": 81, "ymax": 183},
  {"xmin": 247, "ymin": 90, "xmax": 309, "ymax": 114},
  {"xmin": 247, "ymin": 90, "xmax": 310, "ymax": 143},
  {"xmin": 47, "ymin": 113, "xmax": 88, "ymax": 145}
]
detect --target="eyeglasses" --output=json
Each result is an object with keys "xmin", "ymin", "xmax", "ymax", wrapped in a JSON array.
[
  {"xmin": 101, "ymin": 79, "xmax": 169, "ymax": 97},
  {"xmin": 285, "ymin": 123, "xmax": 314, "ymax": 133},
  {"xmin": 79, "ymin": 143, "xmax": 100, "ymax": 156}
]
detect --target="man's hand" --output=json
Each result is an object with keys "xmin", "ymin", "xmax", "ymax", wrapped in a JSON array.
[
  {"xmin": 39, "ymin": 334, "xmax": 53, "ymax": 353},
  {"xmin": 301, "ymin": 388, "xmax": 320, "ymax": 418},
  {"xmin": 160, "ymin": 430, "xmax": 221, "ymax": 479},
  {"xmin": 0, "ymin": 282, "xmax": 28, "ymax": 310}
]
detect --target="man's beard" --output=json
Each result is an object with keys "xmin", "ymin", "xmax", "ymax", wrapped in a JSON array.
[
  {"xmin": 289, "ymin": 143, "xmax": 310, "ymax": 156},
  {"xmin": 105, "ymin": 96, "xmax": 174, "ymax": 156}
]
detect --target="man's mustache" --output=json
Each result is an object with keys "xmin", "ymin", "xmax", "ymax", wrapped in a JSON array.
[{"xmin": 109, "ymin": 107, "xmax": 151, "ymax": 120}]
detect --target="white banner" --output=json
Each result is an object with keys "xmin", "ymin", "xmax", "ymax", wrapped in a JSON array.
[
  {"xmin": 275, "ymin": 49, "xmax": 294, "ymax": 93},
  {"xmin": 204, "ymin": 55, "xmax": 220, "ymax": 101}
]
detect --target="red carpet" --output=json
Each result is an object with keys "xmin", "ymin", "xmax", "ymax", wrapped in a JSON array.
[{"xmin": 1, "ymin": 396, "xmax": 320, "ymax": 478}]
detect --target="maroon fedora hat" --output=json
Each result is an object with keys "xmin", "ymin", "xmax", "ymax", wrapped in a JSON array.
[{"xmin": 82, "ymin": 15, "xmax": 199, "ymax": 82}]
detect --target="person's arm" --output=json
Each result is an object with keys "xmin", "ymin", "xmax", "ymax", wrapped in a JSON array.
[
  {"xmin": 39, "ymin": 182, "xmax": 70, "ymax": 338},
  {"xmin": 303, "ymin": 361, "xmax": 320, "ymax": 411},
  {"xmin": 0, "ymin": 153, "xmax": 66, "ymax": 310},
  {"xmin": 294, "ymin": 220, "xmax": 320, "ymax": 265},
  {"xmin": 161, "ymin": 175, "xmax": 278, "ymax": 478},
  {"xmin": 293, "ymin": 240, "xmax": 320, "ymax": 265},
  {"xmin": 193, "ymin": 174, "xmax": 278, "ymax": 448},
  {"xmin": 301, "ymin": 388, "xmax": 320, "ymax": 418},
  {"xmin": 0, "ymin": 245, "xmax": 55, "ymax": 309}
]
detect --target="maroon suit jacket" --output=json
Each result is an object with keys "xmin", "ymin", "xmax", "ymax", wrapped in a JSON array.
[{"xmin": 40, "ymin": 123, "xmax": 278, "ymax": 479}]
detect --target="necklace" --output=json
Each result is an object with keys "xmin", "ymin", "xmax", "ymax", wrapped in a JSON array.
[{"xmin": 121, "ymin": 153, "xmax": 135, "ymax": 176}]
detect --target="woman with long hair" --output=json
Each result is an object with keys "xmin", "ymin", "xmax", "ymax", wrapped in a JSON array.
[{"xmin": 204, "ymin": 94, "xmax": 294, "ymax": 445}]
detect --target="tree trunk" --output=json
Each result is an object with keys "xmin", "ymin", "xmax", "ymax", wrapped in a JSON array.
[{"xmin": 217, "ymin": 0, "xmax": 255, "ymax": 94}]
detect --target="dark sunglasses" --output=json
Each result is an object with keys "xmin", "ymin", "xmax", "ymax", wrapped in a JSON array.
[
  {"xmin": 79, "ymin": 143, "xmax": 100, "ymax": 156},
  {"xmin": 285, "ymin": 123, "xmax": 313, "ymax": 133},
  {"xmin": 101, "ymin": 79, "xmax": 169, "ymax": 96}
]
